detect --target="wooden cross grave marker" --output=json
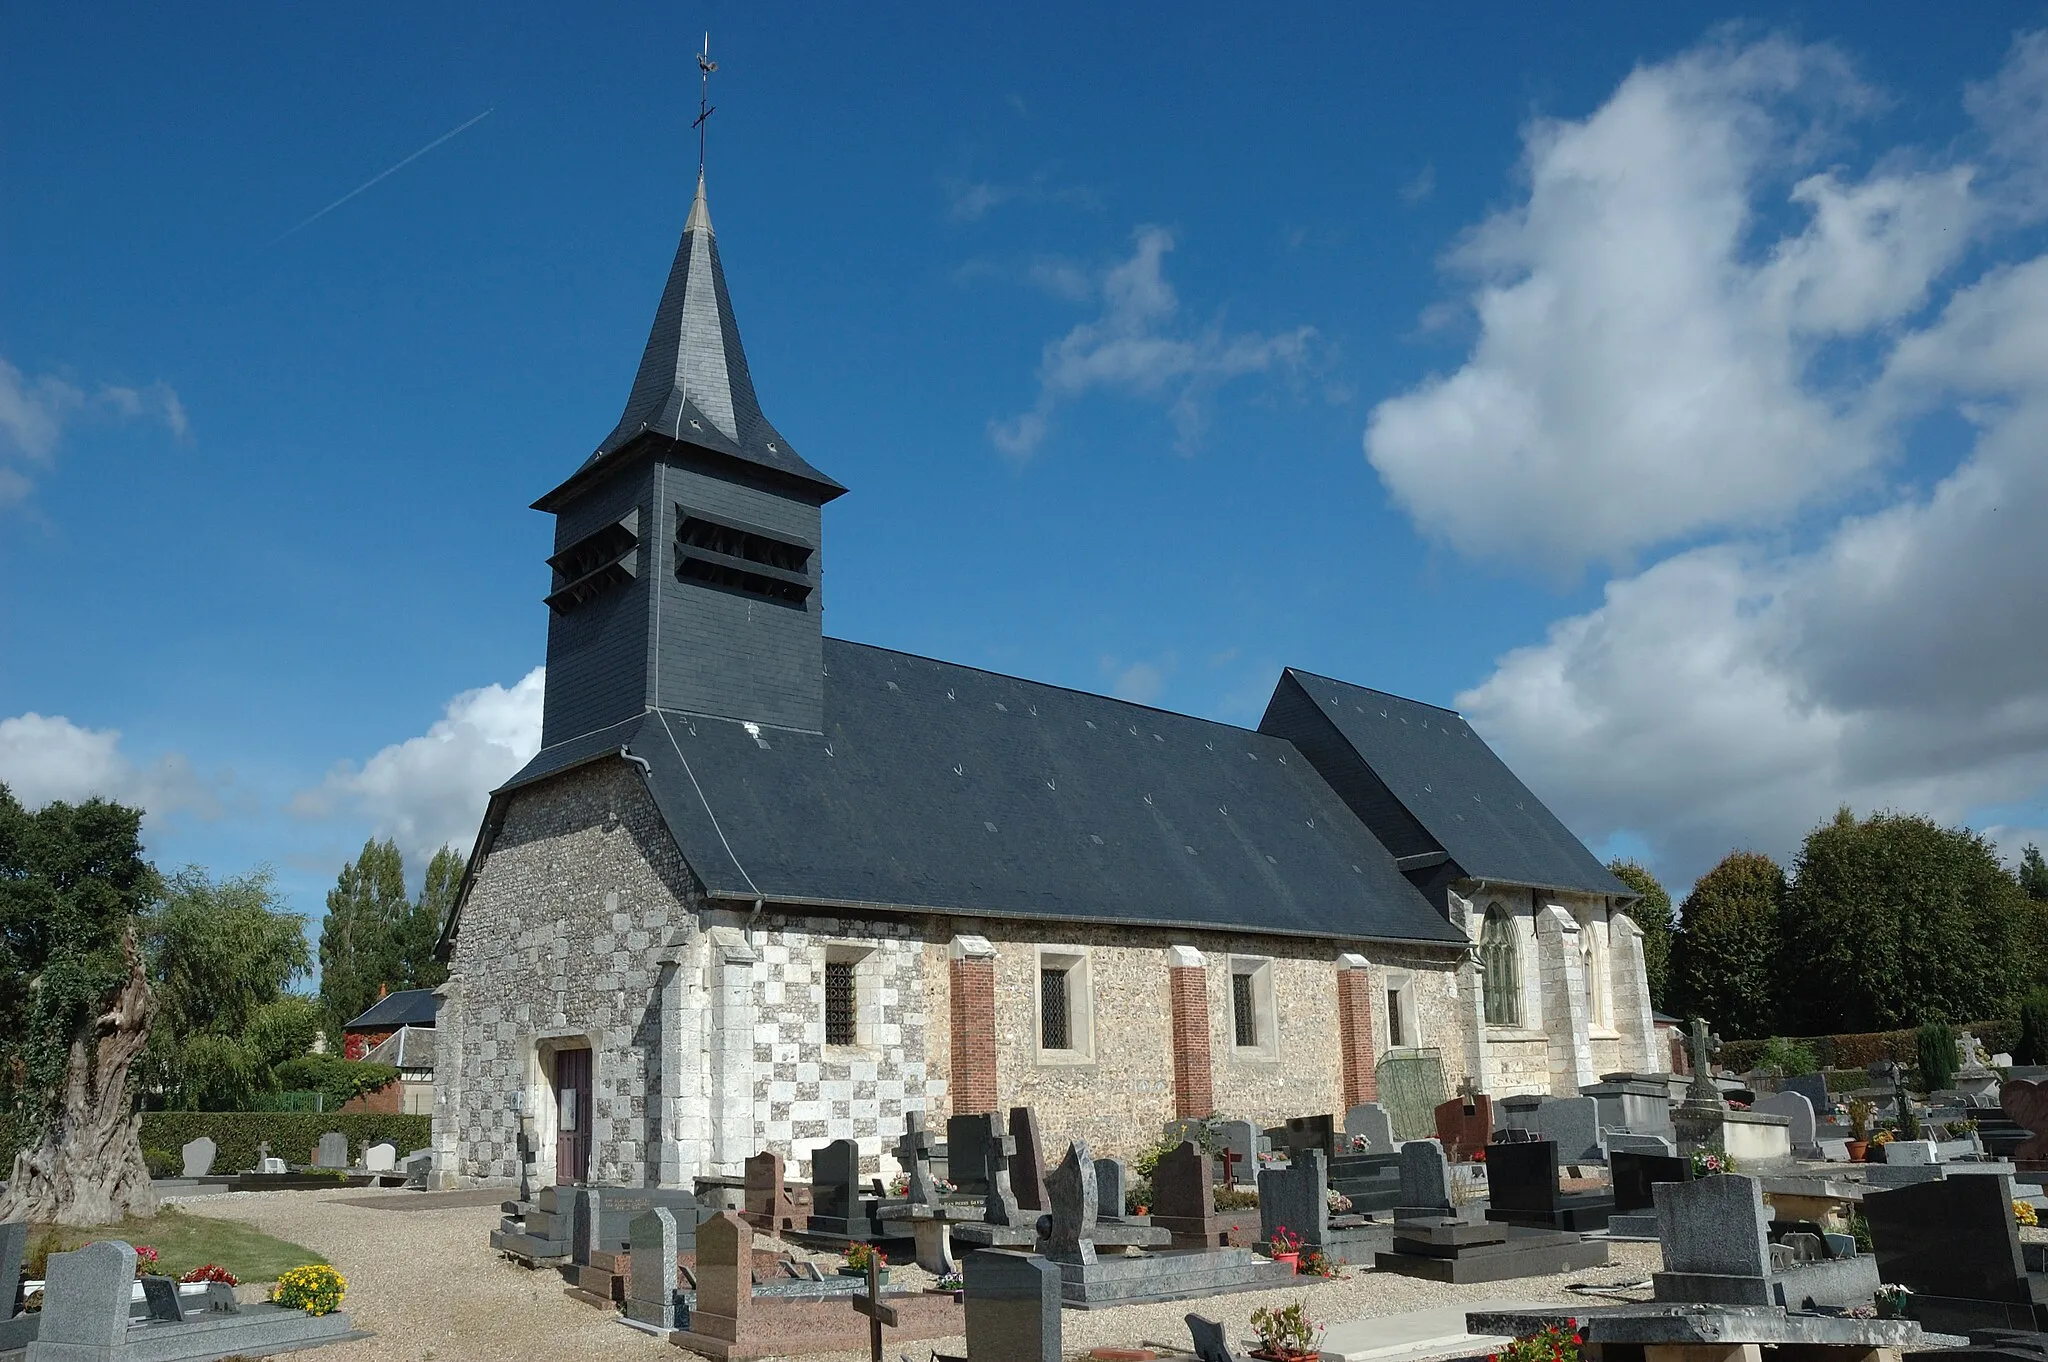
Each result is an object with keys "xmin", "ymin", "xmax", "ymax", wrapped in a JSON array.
[{"xmin": 853, "ymin": 1254, "xmax": 897, "ymax": 1362}]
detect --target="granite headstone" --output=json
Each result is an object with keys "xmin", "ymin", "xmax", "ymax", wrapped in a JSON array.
[
  {"xmin": 363, "ymin": 1141, "xmax": 397, "ymax": 1173},
  {"xmin": 180, "ymin": 1136, "xmax": 216, "ymax": 1179},
  {"xmin": 1752, "ymin": 1091, "xmax": 1818, "ymax": 1156},
  {"xmin": 1397, "ymin": 1138, "xmax": 1454, "ymax": 1218},
  {"xmin": 965, "ymin": 1249, "xmax": 1061, "ymax": 1362},
  {"xmin": 1009, "ymin": 1107, "xmax": 1048, "ymax": 1211},
  {"xmin": 947, "ymin": 1114, "xmax": 997, "ymax": 1196},
  {"xmin": 315, "ymin": 1131, "xmax": 348, "ymax": 1169},
  {"xmin": 1045, "ymin": 1140, "xmax": 1099, "ymax": 1264},
  {"xmin": 626, "ymin": 1208, "xmax": 681, "ymax": 1330},
  {"xmin": 32, "ymin": 1240, "xmax": 134, "ymax": 1352},
  {"xmin": 1258, "ymin": 1149, "xmax": 1330, "ymax": 1248}
]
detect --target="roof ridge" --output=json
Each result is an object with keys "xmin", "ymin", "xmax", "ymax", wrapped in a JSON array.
[{"xmin": 1284, "ymin": 666, "xmax": 1467, "ymax": 720}]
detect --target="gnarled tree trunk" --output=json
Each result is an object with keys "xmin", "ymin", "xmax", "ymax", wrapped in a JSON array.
[{"xmin": 0, "ymin": 932, "xmax": 158, "ymax": 1225}]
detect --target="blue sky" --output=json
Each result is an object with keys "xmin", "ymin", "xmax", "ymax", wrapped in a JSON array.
[{"xmin": 4, "ymin": 3, "xmax": 2046, "ymax": 924}]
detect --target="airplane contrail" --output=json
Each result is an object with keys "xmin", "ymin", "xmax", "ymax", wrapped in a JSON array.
[{"xmin": 270, "ymin": 106, "xmax": 496, "ymax": 245}]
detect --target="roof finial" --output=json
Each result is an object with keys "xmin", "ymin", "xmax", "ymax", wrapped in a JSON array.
[{"xmin": 694, "ymin": 32, "xmax": 717, "ymax": 175}]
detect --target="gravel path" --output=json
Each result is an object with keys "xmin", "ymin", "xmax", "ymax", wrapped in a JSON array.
[{"xmin": 177, "ymin": 1189, "xmax": 1663, "ymax": 1362}]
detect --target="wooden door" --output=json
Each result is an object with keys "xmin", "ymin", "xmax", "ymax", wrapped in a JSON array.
[{"xmin": 553, "ymin": 1048, "xmax": 593, "ymax": 1183}]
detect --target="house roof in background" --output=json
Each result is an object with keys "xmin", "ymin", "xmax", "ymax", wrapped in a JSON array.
[
  {"xmin": 344, "ymin": 988, "xmax": 440, "ymax": 1031},
  {"xmin": 362, "ymin": 1025, "xmax": 436, "ymax": 1070}
]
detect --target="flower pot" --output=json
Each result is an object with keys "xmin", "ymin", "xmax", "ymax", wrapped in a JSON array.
[
  {"xmin": 1846, "ymin": 1140, "xmax": 1869, "ymax": 1162},
  {"xmin": 1248, "ymin": 1349, "xmax": 1318, "ymax": 1362},
  {"xmin": 1270, "ymin": 1252, "xmax": 1299, "ymax": 1273},
  {"xmin": 838, "ymin": 1267, "xmax": 889, "ymax": 1284}
]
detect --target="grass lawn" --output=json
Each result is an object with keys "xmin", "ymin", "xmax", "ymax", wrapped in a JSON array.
[{"xmin": 29, "ymin": 1206, "xmax": 324, "ymax": 1283}]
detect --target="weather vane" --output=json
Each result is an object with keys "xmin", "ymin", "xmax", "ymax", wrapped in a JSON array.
[{"xmin": 694, "ymin": 32, "xmax": 717, "ymax": 172}]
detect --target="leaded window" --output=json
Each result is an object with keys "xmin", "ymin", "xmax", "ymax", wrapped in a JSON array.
[
  {"xmin": 1040, "ymin": 967, "xmax": 1072, "ymax": 1050},
  {"xmin": 1481, "ymin": 905, "xmax": 1521, "ymax": 1027},
  {"xmin": 824, "ymin": 960, "xmax": 857, "ymax": 1045},
  {"xmin": 1232, "ymin": 973, "xmax": 1257, "ymax": 1048}
]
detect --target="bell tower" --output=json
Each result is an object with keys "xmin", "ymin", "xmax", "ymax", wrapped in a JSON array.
[{"xmin": 532, "ymin": 162, "xmax": 845, "ymax": 749}]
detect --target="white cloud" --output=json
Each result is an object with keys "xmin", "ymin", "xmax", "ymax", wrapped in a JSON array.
[
  {"xmin": 1385, "ymin": 33, "xmax": 2048, "ymax": 888},
  {"xmin": 944, "ymin": 171, "xmax": 1101, "ymax": 223},
  {"xmin": 0, "ymin": 356, "xmax": 190, "ymax": 507},
  {"xmin": 994, "ymin": 227, "xmax": 1317, "ymax": 458},
  {"xmin": 1366, "ymin": 37, "xmax": 1979, "ymax": 575},
  {"xmin": 0, "ymin": 712, "xmax": 220, "ymax": 821},
  {"xmin": 294, "ymin": 668, "xmax": 544, "ymax": 867}
]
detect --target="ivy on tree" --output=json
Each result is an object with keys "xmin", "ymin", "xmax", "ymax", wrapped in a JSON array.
[{"xmin": 0, "ymin": 785, "xmax": 162, "ymax": 1225}]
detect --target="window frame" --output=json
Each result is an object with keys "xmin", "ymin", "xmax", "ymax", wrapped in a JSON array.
[
  {"xmin": 1228, "ymin": 956, "xmax": 1278, "ymax": 1060},
  {"xmin": 1033, "ymin": 945, "xmax": 1095, "ymax": 1065},
  {"xmin": 1480, "ymin": 904, "xmax": 1522, "ymax": 1028},
  {"xmin": 821, "ymin": 942, "xmax": 877, "ymax": 1052}
]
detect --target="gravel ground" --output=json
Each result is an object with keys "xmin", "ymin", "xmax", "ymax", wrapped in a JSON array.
[{"xmin": 178, "ymin": 1188, "xmax": 1663, "ymax": 1362}]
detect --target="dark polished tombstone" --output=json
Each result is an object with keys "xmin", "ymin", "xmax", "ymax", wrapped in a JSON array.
[
  {"xmin": 1483, "ymin": 1139, "xmax": 1614, "ymax": 1231},
  {"xmin": 1865, "ymin": 1176, "xmax": 2045, "ymax": 1333},
  {"xmin": 1281, "ymin": 1115, "xmax": 1337, "ymax": 1163},
  {"xmin": 0, "ymin": 1220, "xmax": 24, "ymax": 1320},
  {"xmin": 1009, "ymin": 1107, "xmax": 1048, "ymax": 1212},
  {"xmin": 1611, "ymin": 1150, "xmax": 1692, "ymax": 1214},
  {"xmin": 947, "ymin": 1114, "xmax": 997, "ymax": 1196},
  {"xmin": 965, "ymin": 1250, "xmax": 1061, "ymax": 1362},
  {"xmin": 1151, "ymin": 1142, "xmax": 1226, "ymax": 1248},
  {"xmin": 806, "ymin": 1138, "xmax": 879, "ymax": 1240},
  {"xmin": 139, "ymin": 1275, "xmax": 186, "ymax": 1323}
]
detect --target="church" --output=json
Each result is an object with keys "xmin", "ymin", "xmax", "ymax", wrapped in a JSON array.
[{"xmin": 430, "ymin": 161, "xmax": 1656, "ymax": 1191}]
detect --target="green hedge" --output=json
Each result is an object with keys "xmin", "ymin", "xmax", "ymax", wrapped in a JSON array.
[
  {"xmin": 139, "ymin": 1112, "xmax": 431, "ymax": 1172},
  {"xmin": 1721, "ymin": 1019, "xmax": 2017, "ymax": 1075}
]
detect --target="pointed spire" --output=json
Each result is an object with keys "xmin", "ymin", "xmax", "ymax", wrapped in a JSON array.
[{"xmin": 584, "ymin": 170, "xmax": 842, "ymax": 499}]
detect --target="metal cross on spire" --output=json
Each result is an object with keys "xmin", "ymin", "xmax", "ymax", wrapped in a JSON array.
[{"xmin": 694, "ymin": 32, "xmax": 718, "ymax": 172}]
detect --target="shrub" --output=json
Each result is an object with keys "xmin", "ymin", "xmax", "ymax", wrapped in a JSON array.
[
  {"xmin": 25, "ymin": 1228, "xmax": 61, "ymax": 1280},
  {"xmin": 136, "ymin": 1111, "xmax": 429, "ymax": 1173},
  {"xmin": 142, "ymin": 1147, "xmax": 179, "ymax": 1179},
  {"xmin": 1754, "ymin": 1037, "xmax": 1820, "ymax": 1078},
  {"xmin": 271, "ymin": 1056, "xmax": 398, "ymax": 1112},
  {"xmin": 2019, "ymin": 990, "xmax": 2048, "ymax": 1066},
  {"xmin": 1249, "ymin": 1300, "xmax": 1322, "ymax": 1358},
  {"xmin": 1917, "ymin": 1021, "xmax": 1958, "ymax": 1092},
  {"xmin": 843, "ymin": 1242, "xmax": 885, "ymax": 1272},
  {"xmin": 271, "ymin": 1264, "xmax": 346, "ymax": 1316},
  {"xmin": 1215, "ymin": 1186, "xmax": 1259, "ymax": 1211}
]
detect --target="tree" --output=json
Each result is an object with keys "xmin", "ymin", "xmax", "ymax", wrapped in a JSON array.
[
  {"xmin": 318, "ymin": 839, "xmax": 408, "ymax": 1039},
  {"xmin": 1669, "ymin": 850, "xmax": 1785, "ymax": 1039},
  {"xmin": 0, "ymin": 786, "xmax": 162, "ymax": 1224},
  {"xmin": 141, "ymin": 867, "xmax": 314, "ymax": 1109},
  {"xmin": 1607, "ymin": 859, "xmax": 1675, "ymax": 1008},
  {"xmin": 2022, "ymin": 845, "xmax": 2048, "ymax": 901},
  {"xmin": 394, "ymin": 846, "xmax": 460, "ymax": 994},
  {"xmin": 1777, "ymin": 808, "xmax": 2029, "ymax": 1035}
]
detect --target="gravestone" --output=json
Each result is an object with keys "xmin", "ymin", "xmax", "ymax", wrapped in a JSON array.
[
  {"xmin": 1, "ymin": 1220, "xmax": 25, "ymax": 1318},
  {"xmin": 984, "ymin": 1134, "xmax": 1026, "ymax": 1227},
  {"xmin": 1611, "ymin": 1150, "xmax": 1691, "ymax": 1214},
  {"xmin": 1434, "ymin": 1091, "xmax": 1493, "ymax": 1161},
  {"xmin": 1342, "ymin": 1102, "xmax": 1395, "ymax": 1153},
  {"xmin": 31, "ymin": 1240, "xmax": 134, "ymax": 1354},
  {"xmin": 2002, "ymin": 1078, "xmax": 2048, "ymax": 1164},
  {"xmin": 1044, "ymin": 1140, "xmax": 1098, "ymax": 1264},
  {"xmin": 258, "ymin": 1156, "xmax": 288, "ymax": 1175},
  {"xmin": 743, "ymin": 1149, "xmax": 793, "ymax": 1232},
  {"xmin": 1604, "ymin": 1132, "xmax": 1676, "ymax": 1157},
  {"xmin": 1008, "ymin": 1107, "xmax": 1048, "ymax": 1211},
  {"xmin": 315, "ymin": 1131, "xmax": 348, "ymax": 1168},
  {"xmin": 1782, "ymin": 1073, "xmax": 1831, "ymax": 1114},
  {"xmin": 139, "ymin": 1275, "xmax": 185, "ymax": 1323},
  {"xmin": 685, "ymin": 1212, "xmax": 751, "ymax": 1344},
  {"xmin": 180, "ymin": 1136, "xmax": 216, "ymax": 1179},
  {"xmin": 1652, "ymin": 1174, "xmax": 1773, "ymax": 1305},
  {"xmin": 1752, "ymin": 1091, "xmax": 1818, "ymax": 1156},
  {"xmin": 897, "ymin": 1114, "xmax": 939, "ymax": 1205},
  {"xmin": 571, "ymin": 1186, "xmax": 602, "ymax": 1264},
  {"xmin": 1186, "ymin": 1314, "xmax": 1233, "ymax": 1362},
  {"xmin": 1192, "ymin": 1119, "xmax": 1256, "ymax": 1186},
  {"xmin": 1396, "ymin": 1138, "xmax": 1454, "ymax": 1219},
  {"xmin": 1484, "ymin": 1139, "xmax": 1615, "ymax": 1231},
  {"xmin": 947, "ymin": 1114, "xmax": 997, "ymax": 1195},
  {"xmin": 964, "ymin": 1250, "xmax": 1060, "ymax": 1362},
  {"xmin": 626, "ymin": 1208, "xmax": 681, "ymax": 1330},
  {"xmin": 1151, "ymin": 1141, "xmax": 1225, "ymax": 1248},
  {"xmin": 1282, "ymin": 1114, "xmax": 1338, "ymax": 1163},
  {"xmin": 1096, "ymin": 1157, "xmax": 1130, "ymax": 1221},
  {"xmin": 1535, "ymin": 1096, "xmax": 1602, "ymax": 1163},
  {"xmin": 404, "ymin": 1149, "xmax": 435, "ymax": 1188},
  {"xmin": 1257, "ymin": 1148, "xmax": 1329, "ymax": 1248},
  {"xmin": 1582, "ymin": 1073, "xmax": 1676, "ymax": 1139},
  {"xmin": 363, "ymin": 1141, "xmax": 397, "ymax": 1173},
  {"xmin": 1864, "ymin": 1175, "xmax": 2038, "ymax": 1334},
  {"xmin": 1885, "ymin": 1139, "xmax": 1938, "ymax": 1166},
  {"xmin": 809, "ymin": 1138, "xmax": 869, "ymax": 1237}
]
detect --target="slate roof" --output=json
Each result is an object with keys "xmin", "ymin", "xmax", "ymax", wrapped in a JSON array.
[
  {"xmin": 1261, "ymin": 669, "xmax": 1634, "ymax": 900},
  {"xmin": 343, "ymin": 988, "xmax": 440, "ymax": 1031},
  {"xmin": 541, "ymin": 171, "xmax": 843, "ymax": 508},
  {"xmin": 362, "ymin": 1025, "xmax": 435, "ymax": 1071},
  {"xmin": 490, "ymin": 640, "xmax": 1468, "ymax": 948}
]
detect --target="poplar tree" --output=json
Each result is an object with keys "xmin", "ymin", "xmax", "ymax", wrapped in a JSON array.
[
  {"xmin": 317, "ymin": 838, "xmax": 408, "ymax": 1038},
  {"xmin": 1669, "ymin": 850, "xmax": 1785, "ymax": 1039}
]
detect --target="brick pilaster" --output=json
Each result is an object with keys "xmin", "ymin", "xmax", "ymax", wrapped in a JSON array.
[
  {"xmin": 1336, "ymin": 953, "xmax": 1377, "ymax": 1108},
  {"xmin": 1166, "ymin": 946, "xmax": 1213, "ymax": 1119},
  {"xmin": 948, "ymin": 935, "xmax": 998, "ymax": 1116}
]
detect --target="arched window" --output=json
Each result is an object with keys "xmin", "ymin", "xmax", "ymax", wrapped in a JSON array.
[{"xmin": 1481, "ymin": 905, "xmax": 1521, "ymax": 1026}]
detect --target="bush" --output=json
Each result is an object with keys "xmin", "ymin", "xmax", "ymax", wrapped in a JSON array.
[
  {"xmin": 2019, "ymin": 990, "xmax": 2048, "ymax": 1065},
  {"xmin": 1753, "ymin": 1036, "xmax": 1821, "ymax": 1078},
  {"xmin": 1215, "ymin": 1186, "xmax": 1259, "ymax": 1211},
  {"xmin": 1918, "ymin": 1020, "xmax": 1959, "ymax": 1092},
  {"xmin": 272, "ymin": 1264, "xmax": 346, "ymax": 1316},
  {"xmin": 137, "ymin": 1111, "xmax": 429, "ymax": 1172},
  {"xmin": 142, "ymin": 1147, "xmax": 179, "ymax": 1179},
  {"xmin": 246, "ymin": 1090, "xmax": 324, "ymax": 1113},
  {"xmin": 271, "ymin": 1056, "xmax": 398, "ymax": 1112}
]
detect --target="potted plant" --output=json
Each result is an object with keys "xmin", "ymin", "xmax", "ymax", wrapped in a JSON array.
[
  {"xmin": 840, "ymin": 1242, "xmax": 888, "ymax": 1283},
  {"xmin": 1248, "ymin": 1299, "xmax": 1323, "ymax": 1361},
  {"xmin": 1845, "ymin": 1099, "xmax": 1874, "ymax": 1161},
  {"xmin": 1267, "ymin": 1224, "xmax": 1304, "ymax": 1272},
  {"xmin": 1297, "ymin": 1248, "xmax": 1339, "ymax": 1278},
  {"xmin": 1689, "ymin": 1149, "xmax": 1735, "ymax": 1177},
  {"xmin": 1874, "ymin": 1283, "xmax": 1913, "ymax": 1320}
]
